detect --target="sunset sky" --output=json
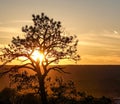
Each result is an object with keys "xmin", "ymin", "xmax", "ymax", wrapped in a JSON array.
[{"xmin": 0, "ymin": 0, "xmax": 120, "ymax": 64}]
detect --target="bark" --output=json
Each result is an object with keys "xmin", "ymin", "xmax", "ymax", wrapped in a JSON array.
[{"xmin": 39, "ymin": 77, "xmax": 48, "ymax": 104}]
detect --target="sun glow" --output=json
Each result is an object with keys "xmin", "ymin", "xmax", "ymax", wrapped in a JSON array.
[{"xmin": 31, "ymin": 50, "xmax": 44, "ymax": 63}]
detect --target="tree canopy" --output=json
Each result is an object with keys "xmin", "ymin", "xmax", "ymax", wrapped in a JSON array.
[{"xmin": 0, "ymin": 13, "xmax": 80, "ymax": 104}]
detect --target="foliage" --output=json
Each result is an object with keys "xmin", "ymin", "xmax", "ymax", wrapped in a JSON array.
[
  {"xmin": 0, "ymin": 13, "xmax": 80, "ymax": 104},
  {"xmin": 9, "ymin": 70, "xmax": 39, "ymax": 93},
  {"xmin": 0, "ymin": 13, "xmax": 79, "ymax": 69},
  {"xmin": 47, "ymin": 76, "xmax": 86, "ymax": 104},
  {"xmin": 0, "ymin": 87, "xmax": 16, "ymax": 104},
  {"xmin": 0, "ymin": 79, "xmax": 112, "ymax": 104},
  {"xmin": 8, "ymin": 74, "xmax": 112, "ymax": 104}
]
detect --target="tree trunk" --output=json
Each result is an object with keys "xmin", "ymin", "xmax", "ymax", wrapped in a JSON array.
[{"xmin": 39, "ymin": 78, "xmax": 48, "ymax": 104}]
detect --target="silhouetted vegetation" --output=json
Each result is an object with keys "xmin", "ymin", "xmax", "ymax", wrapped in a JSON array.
[
  {"xmin": 0, "ymin": 77, "xmax": 112, "ymax": 104},
  {"xmin": 0, "ymin": 87, "xmax": 16, "ymax": 104},
  {"xmin": 0, "ymin": 13, "xmax": 80, "ymax": 104},
  {"xmin": 0, "ymin": 13, "xmax": 113, "ymax": 104}
]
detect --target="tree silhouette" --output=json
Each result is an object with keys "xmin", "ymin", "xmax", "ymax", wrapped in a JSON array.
[
  {"xmin": 47, "ymin": 76, "xmax": 86, "ymax": 104},
  {"xmin": 0, "ymin": 13, "xmax": 80, "ymax": 104}
]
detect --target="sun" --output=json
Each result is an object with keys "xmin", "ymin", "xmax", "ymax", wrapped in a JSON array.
[{"xmin": 31, "ymin": 50, "xmax": 44, "ymax": 63}]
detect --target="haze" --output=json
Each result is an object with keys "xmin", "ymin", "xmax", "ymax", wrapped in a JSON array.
[{"xmin": 0, "ymin": 0, "xmax": 120, "ymax": 64}]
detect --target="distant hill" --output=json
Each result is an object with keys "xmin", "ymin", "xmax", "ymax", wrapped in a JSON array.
[{"xmin": 1, "ymin": 65, "xmax": 120, "ymax": 97}]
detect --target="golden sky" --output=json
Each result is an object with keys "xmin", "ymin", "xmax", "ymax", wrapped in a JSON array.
[{"xmin": 0, "ymin": 0, "xmax": 120, "ymax": 64}]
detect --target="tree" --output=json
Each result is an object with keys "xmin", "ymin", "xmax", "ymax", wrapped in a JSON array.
[
  {"xmin": 0, "ymin": 13, "xmax": 80, "ymax": 104},
  {"xmin": 47, "ymin": 76, "xmax": 86, "ymax": 104}
]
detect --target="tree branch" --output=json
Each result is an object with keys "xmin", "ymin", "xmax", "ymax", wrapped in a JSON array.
[
  {"xmin": 0, "ymin": 63, "xmax": 36, "ymax": 78},
  {"xmin": 43, "ymin": 66, "xmax": 70, "ymax": 79}
]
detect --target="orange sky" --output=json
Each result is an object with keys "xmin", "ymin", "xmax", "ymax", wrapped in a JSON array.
[{"xmin": 0, "ymin": 0, "xmax": 120, "ymax": 65}]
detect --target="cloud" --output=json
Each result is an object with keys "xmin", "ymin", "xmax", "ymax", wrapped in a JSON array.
[
  {"xmin": 0, "ymin": 19, "xmax": 33, "ymax": 34},
  {"xmin": 80, "ymin": 55, "xmax": 120, "ymax": 65},
  {"xmin": 58, "ymin": 54, "xmax": 120, "ymax": 65},
  {"xmin": 0, "ymin": 27, "xmax": 22, "ymax": 34},
  {"xmin": 0, "ymin": 27, "xmax": 16, "ymax": 33},
  {"xmin": 101, "ymin": 32, "xmax": 120, "ymax": 40},
  {"xmin": 78, "ymin": 31, "xmax": 120, "ymax": 49},
  {"xmin": 0, "ymin": 44, "xmax": 8, "ymax": 51},
  {"xmin": 0, "ymin": 44, "xmax": 5, "ymax": 47},
  {"xmin": 113, "ymin": 30, "xmax": 119, "ymax": 35},
  {"xmin": 9, "ymin": 20, "xmax": 32, "ymax": 24},
  {"xmin": 79, "ymin": 41, "xmax": 104, "ymax": 47}
]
